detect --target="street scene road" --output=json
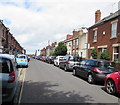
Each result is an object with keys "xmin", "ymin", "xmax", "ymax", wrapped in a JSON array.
[{"xmin": 20, "ymin": 59, "xmax": 119, "ymax": 103}]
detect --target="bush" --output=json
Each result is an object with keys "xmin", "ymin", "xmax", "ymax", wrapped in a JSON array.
[
  {"xmin": 91, "ymin": 48, "xmax": 97, "ymax": 59},
  {"xmin": 100, "ymin": 51, "xmax": 110, "ymax": 60},
  {"xmin": 114, "ymin": 59, "xmax": 120, "ymax": 63}
]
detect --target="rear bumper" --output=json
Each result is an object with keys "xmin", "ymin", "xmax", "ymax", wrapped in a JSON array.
[
  {"xmin": 67, "ymin": 65, "xmax": 73, "ymax": 71},
  {"xmin": 17, "ymin": 63, "xmax": 28, "ymax": 67}
]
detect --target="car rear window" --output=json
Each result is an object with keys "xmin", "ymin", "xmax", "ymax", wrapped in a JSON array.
[
  {"xmin": 17, "ymin": 56, "xmax": 26, "ymax": 59},
  {"xmin": 97, "ymin": 61, "xmax": 116, "ymax": 69},
  {"xmin": 69, "ymin": 56, "xmax": 74, "ymax": 61},
  {"xmin": 60, "ymin": 57, "xmax": 66, "ymax": 61},
  {"xmin": 0, "ymin": 58, "xmax": 13, "ymax": 73}
]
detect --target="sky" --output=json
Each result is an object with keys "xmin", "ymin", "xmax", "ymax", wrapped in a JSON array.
[{"xmin": 0, "ymin": 0, "xmax": 119, "ymax": 54}]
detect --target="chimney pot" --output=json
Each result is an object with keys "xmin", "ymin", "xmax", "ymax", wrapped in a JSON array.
[{"xmin": 95, "ymin": 10, "xmax": 101, "ymax": 23}]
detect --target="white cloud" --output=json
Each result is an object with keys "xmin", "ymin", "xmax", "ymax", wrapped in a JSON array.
[{"xmin": 0, "ymin": 0, "xmax": 119, "ymax": 54}]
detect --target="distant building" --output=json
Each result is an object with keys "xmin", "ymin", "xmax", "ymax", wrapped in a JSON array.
[
  {"xmin": 46, "ymin": 45, "xmax": 51, "ymax": 56},
  {"xmin": 40, "ymin": 48, "xmax": 46, "ymax": 56},
  {"xmin": 63, "ymin": 29, "xmax": 88, "ymax": 58}
]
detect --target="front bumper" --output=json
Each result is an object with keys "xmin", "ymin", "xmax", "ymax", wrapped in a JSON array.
[{"xmin": 94, "ymin": 73, "xmax": 108, "ymax": 82}]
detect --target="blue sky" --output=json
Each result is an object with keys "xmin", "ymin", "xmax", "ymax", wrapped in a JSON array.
[{"xmin": 0, "ymin": 0, "xmax": 119, "ymax": 54}]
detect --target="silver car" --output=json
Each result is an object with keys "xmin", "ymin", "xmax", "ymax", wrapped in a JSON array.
[
  {"xmin": 59, "ymin": 56, "xmax": 81, "ymax": 71},
  {"xmin": 0, "ymin": 54, "xmax": 19, "ymax": 103}
]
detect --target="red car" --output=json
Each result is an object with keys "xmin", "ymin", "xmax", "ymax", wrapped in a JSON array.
[{"xmin": 104, "ymin": 72, "xmax": 120, "ymax": 94}]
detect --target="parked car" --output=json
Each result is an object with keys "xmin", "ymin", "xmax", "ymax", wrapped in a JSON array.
[
  {"xmin": 73, "ymin": 59, "xmax": 117, "ymax": 84},
  {"xmin": 27, "ymin": 56, "xmax": 30, "ymax": 62},
  {"xmin": 41, "ymin": 56, "xmax": 46, "ymax": 62},
  {"xmin": 104, "ymin": 72, "xmax": 120, "ymax": 94},
  {"xmin": 54, "ymin": 56, "xmax": 65, "ymax": 66},
  {"xmin": 59, "ymin": 56, "xmax": 81, "ymax": 71},
  {"xmin": 47, "ymin": 56, "xmax": 56, "ymax": 64},
  {"xmin": 0, "ymin": 54, "xmax": 19, "ymax": 103},
  {"xmin": 45, "ymin": 56, "xmax": 49, "ymax": 63},
  {"xmin": 36, "ymin": 56, "xmax": 41, "ymax": 60},
  {"xmin": 16, "ymin": 54, "xmax": 28, "ymax": 68}
]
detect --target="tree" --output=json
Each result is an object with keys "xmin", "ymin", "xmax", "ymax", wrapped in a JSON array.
[
  {"xmin": 50, "ymin": 52, "xmax": 56, "ymax": 56},
  {"xmin": 91, "ymin": 48, "xmax": 97, "ymax": 59},
  {"xmin": 54, "ymin": 42, "xmax": 67, "ymax": 56},
  {"xmin": 100, "ymin": 51, "xmax": 110, "ymax": 60}
]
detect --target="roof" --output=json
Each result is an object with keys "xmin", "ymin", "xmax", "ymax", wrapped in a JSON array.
[
  {"xmin": 0, "ymin": 54, "xmax": 15, "ymax": 59},
  {"xmin": 66, "ymin": 35, "xmax": 73, "ymax": 40},
  {"xmin": 89, "ymin": 10, "xmax": 120, "ymax": 29}
]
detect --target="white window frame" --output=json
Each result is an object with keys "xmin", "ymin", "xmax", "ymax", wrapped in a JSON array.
[
  {"xmin": 111, "ymin": 22, "xmax": 117, "ymax": 38},
  {"xmin": 113, "ymin": 47, "xmax": 119, "ymax": 60},
  {"xmin": 93, "ymin": 29, "xmax": 97, "ymax": 42}
]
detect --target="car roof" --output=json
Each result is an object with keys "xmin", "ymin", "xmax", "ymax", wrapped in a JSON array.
[
  {"xmin": 17, "ymin": 54, "xmax": 26, "ymax": 56},
  {"xmin": 0, "ymin": 54, "xmax": 15, "ymax": 60},
  {"xmin": 84, "ymin": 59, "xmax": 110, "ymax": 62}
]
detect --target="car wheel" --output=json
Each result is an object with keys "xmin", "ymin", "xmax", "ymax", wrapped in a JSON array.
[
  {"xmin": 26, "ymin": 65, "xmax": 28, "ymax": 68},
  {"xmin": 64, "ymin": 66, "xmax": 67, "ymax": 71},
  {"xmin": 105, "ymin": 79, "xmax": 116, "ymax": 94},
  {"xmin": 59, "ymin": 64, "xmax": 61, "ymax": 68},
  {"xmin": 73, "ymin": 69, "xmax": 76, "ymax": 76},
  {"xmin": 88, "ymin": 74, "xmax": 94, "ymax": 84}
]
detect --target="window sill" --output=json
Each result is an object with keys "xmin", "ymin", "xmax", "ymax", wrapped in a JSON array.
[
  {"xmin": 110, "ymin": 37, "xmax": 117, "ymax": 39},
  {"xmin": 93, "ymin": 40, "xmax": 97, "ymax": 43}
]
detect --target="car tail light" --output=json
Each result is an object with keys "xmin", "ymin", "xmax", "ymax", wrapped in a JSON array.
[
  {"xmin": 8, "ymin": 72, "xmax": 15, "ymax": 83},
  {"xmin": 93, "ymin": 68, "xmax": 103, "ymax": 73},
  {"xmin": 67, "ymin": 61, "xmax": 70, "ymax": 64}
]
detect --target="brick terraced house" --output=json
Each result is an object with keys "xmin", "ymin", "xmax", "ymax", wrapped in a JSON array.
[
  {"xmin": 88, "ymin": 10, "xmax": 120, "ymax": 61},
  {"xmin": 0, "ymin": 20, "xmax": 25, "ymax": 54}
]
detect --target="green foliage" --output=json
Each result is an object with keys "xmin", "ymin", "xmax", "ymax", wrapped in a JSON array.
[
  {"xmin": 100, "ymin": 51, "xmax": 110, "ymax": 60},
  {"xmin": 50, "ymin": 52, "xmax": 56, "ymax": 56},
  {"xmin": 54, "ymin": 42, "xmax": 67, "ymax": 56},
  {"xmin": 114, "ymin": 59, "xmax": 120, "ymax": 63},
  {"xmin": 91, "ymin": 48, "xmax": 97, "ymax": 59}
]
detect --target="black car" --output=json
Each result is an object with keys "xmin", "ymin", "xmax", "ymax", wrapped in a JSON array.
[
  {"xmin": 59, "ymin": 56, "xmax": 81, "ymax": 71},
  {"xmin": 73, "ymin": 59, "xmax": 117, "ymax": 84}
]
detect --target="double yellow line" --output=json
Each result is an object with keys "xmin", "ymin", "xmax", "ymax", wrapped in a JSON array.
[{"xmin": 18, "ymin": 68, "xmax": 26, "ymax": 105}]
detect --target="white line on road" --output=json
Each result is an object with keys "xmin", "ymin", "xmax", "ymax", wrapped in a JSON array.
[{"xmin": 18, "ymin": 68, "xmax": 26, "ymax": 105}]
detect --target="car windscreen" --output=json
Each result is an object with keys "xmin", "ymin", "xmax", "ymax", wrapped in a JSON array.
[
  {"xmin": 97, "ymin": 61, "xmax": 116, "ymax": 69},
  {"xmin": 0, "ymin": 58, "xmax": 13, "ymax": 73},
  {"xmin": 74, "ymin": 57, "xmax": 81, "ymax": 62}
]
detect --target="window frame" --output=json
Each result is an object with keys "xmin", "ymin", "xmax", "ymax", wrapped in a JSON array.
[
  {"xmin": 93, "ymin": 29, "xmax": 97, "ymax": 42},
  {"xmin": 111, "ymin": 22, "xmax": 117, "ymax": 38}
]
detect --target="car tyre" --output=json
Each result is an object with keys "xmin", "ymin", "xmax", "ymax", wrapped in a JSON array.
[
  {"xmin": 88, "ymin": 74, "xmax": 94, "ymax": 84},
  {"xmin": 73, "ymin": 69, "xmax": 76, "ymax": 76},
  {"xmin": 105, "ymin": 79, "xmax": 116, "ymax": 94},
  {"xmin": 64, "ymin": 66, "xmax": 67, "ymax": 71}
]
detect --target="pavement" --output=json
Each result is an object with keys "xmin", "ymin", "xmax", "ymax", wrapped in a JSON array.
[{"xmin": 17, "ymin": 59, "xmax": 120, "ymax": 104}]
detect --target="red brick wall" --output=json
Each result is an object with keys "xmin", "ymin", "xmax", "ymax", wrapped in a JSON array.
[{"xmin": 88, "ymin": 18, "xmax": 120, "ymax": 60}]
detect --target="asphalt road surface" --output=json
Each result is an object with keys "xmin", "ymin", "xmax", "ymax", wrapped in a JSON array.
[{"xmin": 20, "ymin": 59, "xmax": 119, "ymax": 104}]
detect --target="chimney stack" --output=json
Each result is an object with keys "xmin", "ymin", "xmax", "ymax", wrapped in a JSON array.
[{"xmin": 95, "ymin": 10, "xmax": 101, "ymax": 23}]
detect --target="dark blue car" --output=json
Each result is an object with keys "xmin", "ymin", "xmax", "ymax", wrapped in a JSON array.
[{"xmin": 73, "ymin": 59, "xmax": 117, "ymax": 84}]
